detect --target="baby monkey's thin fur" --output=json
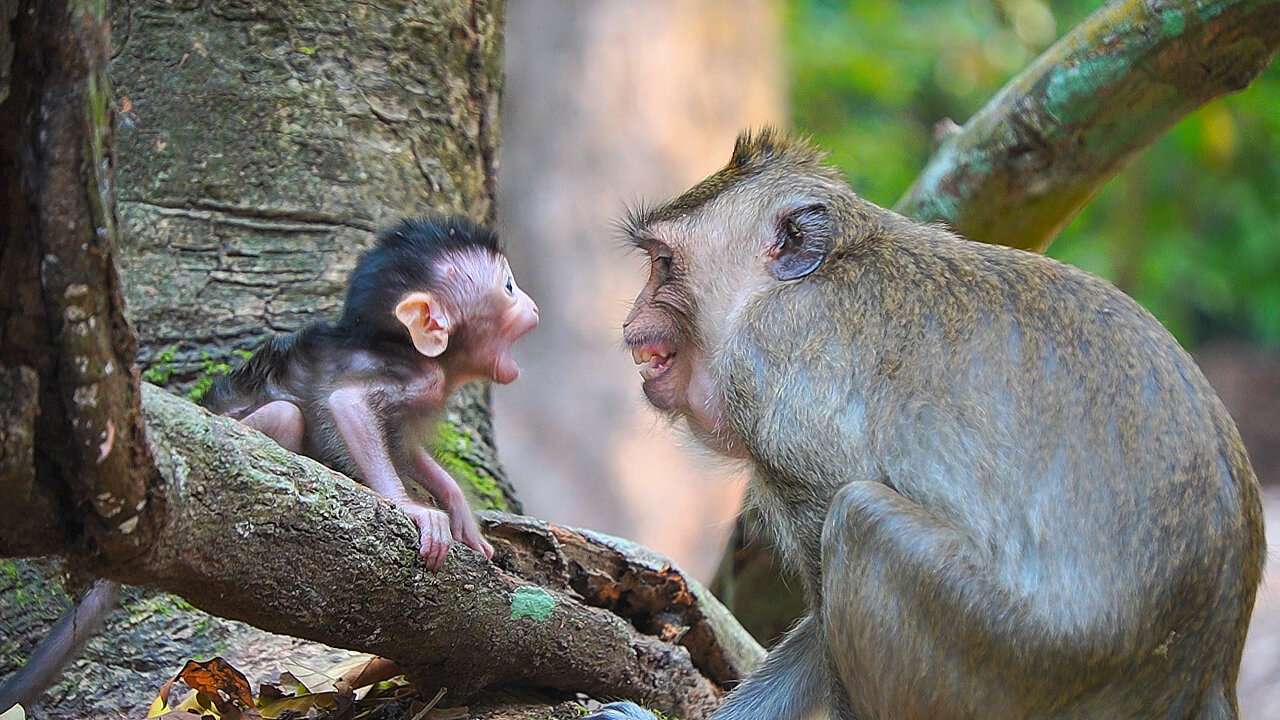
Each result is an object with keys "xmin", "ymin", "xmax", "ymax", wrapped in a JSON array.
[{"xmin": 600, "ymin": 128, "xmax": 1263, "ymax": 720}]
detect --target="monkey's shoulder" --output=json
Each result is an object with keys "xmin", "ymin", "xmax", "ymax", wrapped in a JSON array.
[{"xmin": 861, "ymin": 230, "xmax": 1166, "ymax": 334}]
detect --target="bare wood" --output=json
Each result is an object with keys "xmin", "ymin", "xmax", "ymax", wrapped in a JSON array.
[{"xmin": 895, "ymin": 0, "xmax": 1280, "ymax": 251}]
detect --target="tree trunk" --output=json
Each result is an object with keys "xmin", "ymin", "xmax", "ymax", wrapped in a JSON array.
[{"xmin": 109, "ymin": 0, "xmax": 514, "ymax": 501}]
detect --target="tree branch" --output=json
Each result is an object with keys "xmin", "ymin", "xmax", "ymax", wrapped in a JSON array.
[
  {"xmin": 895, "ymin": 0, "xmax": 1280, "ymax": 251},
  {"xmin": 74, "ymin": 384, "xmax": 761, "ymax": 718}
]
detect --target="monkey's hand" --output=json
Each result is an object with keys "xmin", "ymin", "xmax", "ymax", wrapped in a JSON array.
[
  {"xmin": 400, "ymin": 503, "xmax": 454, "ymax": 571},
  {"xmin": 409, "ymin": 446, "xmax": 495, "ymax": 562},
  {"xmin": 451, "ymin": 510, "xmax": 495, "ymax": 561},
  {"xmin": 582, "ymin": 702, "xmax": 658, "ymax": 720}
]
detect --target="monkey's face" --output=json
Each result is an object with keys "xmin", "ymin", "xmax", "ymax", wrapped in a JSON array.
[
  {"xmin": 623, "ymin": 232, "xmax": 697, "ymax": 415},
  {"xmin": 622, "ymin": 202, "xmax": 775, "ymax": 458},
  {"xmin": 476, "ymin": 257, "xmax": 539, "ymax": 384},
  {"xmin": 623, "ymin": 164, "xmax": 839, "ymax": 458},
  {"xmin": 444, "ymin": 252, "xmax": 539, "ymax": 385}
]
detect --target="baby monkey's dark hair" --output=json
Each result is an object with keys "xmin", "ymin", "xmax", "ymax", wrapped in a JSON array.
[{"xmin": 340, "ymin": 215, "xmax": 501, "ymax": 334}]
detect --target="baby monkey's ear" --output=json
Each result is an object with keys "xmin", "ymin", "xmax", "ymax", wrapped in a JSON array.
[{"xmin": 395, "ymin": 291, "xmax": 451, "ymax": 357}]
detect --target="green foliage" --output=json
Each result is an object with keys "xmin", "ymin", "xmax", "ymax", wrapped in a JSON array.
[
  {"xmin": 144, "ymin": 346, "xmax": 251, "ymax": 400},
  {"xmin": 185, "ymin": 352, "xmax": 235, "ymax": 403},
  {"xmin": 141, "ymin": 346, "xmax": 178, "ymax": 384},
  {"xmin": 788, "ymin": 0, "xmax": 1279, "ymax": 347}
]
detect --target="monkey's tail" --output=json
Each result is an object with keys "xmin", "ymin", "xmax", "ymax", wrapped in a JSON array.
[{"xmin": 0, "ymin": 579, "xmax": 119, "ymax": 712}]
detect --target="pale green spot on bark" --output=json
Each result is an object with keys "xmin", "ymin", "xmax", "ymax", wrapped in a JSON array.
[
  {"xmin": 1195, "ymin": 0, "xmax": 1226, "ymax": 22},
  {"xmin": 1044, "ymin": 53, "xmax": 1131, "ymax": 124},
  {"xmin": 511, "ymin": 586, "xmax": 555, "ymax": 621},
  {"xmin": 1160, "ymin": 9, "xmax": 1187, "ymax": 39}
]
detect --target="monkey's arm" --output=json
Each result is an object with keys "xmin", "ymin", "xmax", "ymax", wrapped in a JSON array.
[
  {"xmin": 585, "ymin": 615, "xmax": 833, "ymax": 720},
  {"xmin": 820, "ymin": 480, "xmax": 1063, "ymax": 715},
  {"xmin": 327, "ymin": 387, "xmax": 454, "ymax": 570},
  {"xmin": 409, "ymin": 447, "xmax": 494, "ymax": 560}
]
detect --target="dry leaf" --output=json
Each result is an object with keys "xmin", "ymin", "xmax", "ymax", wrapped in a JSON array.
[
  {"xmin": 177, "ymin": 658, "xmax": 259, "ymax": 717},
  {"xmin": 336, "ymin": 656, "xmax": 402, "ymax": 694}
]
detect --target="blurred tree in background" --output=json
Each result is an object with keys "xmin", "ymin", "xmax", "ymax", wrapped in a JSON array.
[{"xmin": 788, "ymin": 0, "xmax": 1279, "ymax": 348}]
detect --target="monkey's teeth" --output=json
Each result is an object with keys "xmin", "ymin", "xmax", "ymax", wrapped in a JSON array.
[
  {"xmin": 632, "ymin": 348, "xmax": 654, "ymax": 365},
  {"xmin": 637, "ymin": 351, "xmax": 673, "ymax": 381}
]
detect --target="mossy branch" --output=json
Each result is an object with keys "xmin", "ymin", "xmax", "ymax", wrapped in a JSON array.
[
  {"xmin": 67, "ymin": 384, "xmax": 760, "ymax": 718},
  {"xmin": 895, "ymin": 0, "xmax": 1280, "ymax": 251}
]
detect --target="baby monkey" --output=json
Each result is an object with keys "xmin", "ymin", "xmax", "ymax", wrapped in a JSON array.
[
  {"xmin": 204, "ymin": 215, "xmax": 539, "ymax": 569},
  {"xmin": 0, "ymin": 217, "xmax": 538, "ymax": 712}
]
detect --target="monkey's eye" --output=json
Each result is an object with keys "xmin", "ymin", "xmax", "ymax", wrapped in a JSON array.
[
  {"xmin": 654, "ymin": 254, "xmax": 672, "ymax": 281},
  {"xmin": 504, "ymin": 275, "xmax": 515, "ymax": 296}
]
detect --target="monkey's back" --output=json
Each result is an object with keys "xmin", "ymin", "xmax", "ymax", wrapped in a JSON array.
[
  {"xmin": 726, "ymin": 215, "xmax": 1263, "ymax": 702},
  {"xmin": 201, "ymin": 332, "xmax": 305, "ymax": 417}
]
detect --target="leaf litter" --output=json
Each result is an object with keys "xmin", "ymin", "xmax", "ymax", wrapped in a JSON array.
[{"xmin": 144, "ymin": 654, "xmax": 468, "ymax": 719}]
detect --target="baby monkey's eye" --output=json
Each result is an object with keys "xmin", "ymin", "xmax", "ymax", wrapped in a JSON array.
[{"xmin": 505, "ymin": 275, "xmax": 515, "ymax": 296}]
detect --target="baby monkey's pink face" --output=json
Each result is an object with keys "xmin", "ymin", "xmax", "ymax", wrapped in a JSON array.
[
  {"xmin": 487, "ymin": 257, "xmax": 539, "ymax": 383},
  {"xmin": 453, "ymin": 251, "xmax": 539, "ymax": 385}
]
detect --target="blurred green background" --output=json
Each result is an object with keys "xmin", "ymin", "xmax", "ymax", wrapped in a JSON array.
[{"xmin": 787, "ymin": 0, "xmax": 1279, "ymax": 348}]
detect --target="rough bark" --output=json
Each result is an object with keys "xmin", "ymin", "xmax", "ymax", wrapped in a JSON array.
[
  {"xmin": 0, "ymin": 367, "xmax": 65, "ymax": 557},
  {"xmin": 0, "ymin": 0, "xmax": 161, "ymax": 568},
  {"xmin": 895, "ymin": 0, "xmax": 1280, "ymax": 252},
  {"xmin": 1, "ymin": 383, "xmax": 763, "ymax": 717}
]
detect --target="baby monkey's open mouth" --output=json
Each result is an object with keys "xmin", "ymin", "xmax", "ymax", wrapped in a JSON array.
[{"xmin": 631, "ymin": 342, "xmax": 676, "ymax": 382}]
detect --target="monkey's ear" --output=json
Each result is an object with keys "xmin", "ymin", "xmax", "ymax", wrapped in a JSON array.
[
  {"xmin": 395, "ymin": 292, "xmax": 451, "ymax": 357},
  {"xmin": 769, "ymin": 204, "xmax": 831, "ymax": 280}
]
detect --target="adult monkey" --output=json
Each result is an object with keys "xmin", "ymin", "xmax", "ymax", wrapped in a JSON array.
[{"xmin": 591, "ymin": 129, "xmax": 1263, "ymax": 719}]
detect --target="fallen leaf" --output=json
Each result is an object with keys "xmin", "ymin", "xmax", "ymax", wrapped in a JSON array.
[
  {"xmin": 177, "ymin": 657, "xmax": 258, "ymax": 716},
  {"xmin": 258, "ymin": 690, "xmax": 338, "ymax": 719},
  {"xmin": 146, "ymin": 674, "xmax": 180, "ymax": 717},
  {"xmin": 336, "ymin": 656, "xmax": 402, "ymax": 694}
]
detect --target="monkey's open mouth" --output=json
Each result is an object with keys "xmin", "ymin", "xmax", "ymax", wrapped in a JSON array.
[{"xmin": 632, "ymin": 344, "xmax": 676, "ymax": 382}]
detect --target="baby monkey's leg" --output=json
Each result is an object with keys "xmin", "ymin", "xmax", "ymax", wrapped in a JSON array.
[{"xmin": 241, "ymin": 400, "xmax": 305, "ymax": 453}]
